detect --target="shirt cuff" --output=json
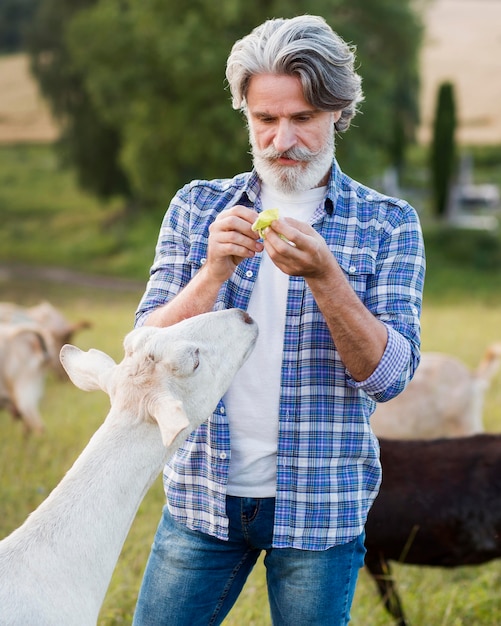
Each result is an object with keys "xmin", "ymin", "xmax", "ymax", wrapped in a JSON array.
[
  {"xmin": 135, "ymin": 311, "xmax": 149, "ymax": 328},
  {"xmin": 347, "ymin": 326, "xmax": 411, "ymax": 395}
]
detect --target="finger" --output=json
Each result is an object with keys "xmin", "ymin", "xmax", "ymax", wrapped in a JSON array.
[
  {"xmin": 214, "ymin": 209, "xmax": 261, "ymax": 240},
  {"xmin": 225, "ymin": 205, "xmax": 261, "ymax": 228},
  {"xmin": 267, "ymin": 220, "xmax": 302, "ymax": 249},
  {"xmin": 263, "ymin": 229, "xmax": 299, "ymax": 257},
  {"xmin": 282, "ymin": 216, "xmax": 311, "ymax": 232},
  {"xmin": 209, "ymin": 227, "xmax": 264, "ymax": 260}
]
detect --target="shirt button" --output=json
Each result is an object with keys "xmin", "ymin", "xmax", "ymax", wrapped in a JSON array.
[
  {"xmin": 200, "ymin": 258, "xmax": 206, "ymax": 265},
  {"xmin": 366, "ymin": 194, "xmax": 373, "ymax": 201},
  {"xmin": 219, "ymin": 406, "xmax": 225, "ymax": 414},
  {"xmin": 412, "ymin": 306, "xmax": 418, "ymax": 315},
  {"xmin": 220, "ymin": 452, "xmax": 227, "ymax": 460},
  {"xmin": 349, "ymin": 265, "xmax": 357, "ymax": 274},
  {"xmin": 245, "ymin": 270, "xmax": 253, "ymax": 278}
]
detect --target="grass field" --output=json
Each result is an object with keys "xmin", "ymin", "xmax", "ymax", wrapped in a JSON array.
[{"xmin": 2, "ymin": 274, "xmax": 501, "ymax": 625}]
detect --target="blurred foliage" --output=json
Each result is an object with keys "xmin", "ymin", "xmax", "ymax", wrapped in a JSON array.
[
  {"xmin": 328, "ymin": 0, "xmax": 423, "ymax": 180},
  {"xmin": 430, "ymin": 81, "xmax": 457, "ymax": 217},
  {"xmin": 26, "ymin": 0, "xmax": 132, "ymax": 202},
  {"xmin": 421, "ymin": 224, "xmax": 501, "ymax": 306},
  {"xmin": 0, "ymin": 143, "xmax": 156, "ymax": 279},
  {"xmin": 0, "ymin": 0, "xmax": 40, "ymax": 52},
  {"xmin": 467, "ymin": 144, "xmax": 501, "ymax": 175},
  {"xmin": 26, "ymin": 0, "xmax": 423, "ymax": 210},
  {"xmin": 425, "ymin": 226, "xmax": 501, "ymax": 272}
]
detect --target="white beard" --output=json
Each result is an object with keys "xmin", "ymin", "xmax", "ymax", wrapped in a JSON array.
[{"xmin": 250, "ymin": 126, "xmax": 335, "ymax": 196}]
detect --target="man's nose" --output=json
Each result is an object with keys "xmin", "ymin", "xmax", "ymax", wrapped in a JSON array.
[{"xmin": 273, "ymin": 120, "xmax": 296, "ymax": 153}]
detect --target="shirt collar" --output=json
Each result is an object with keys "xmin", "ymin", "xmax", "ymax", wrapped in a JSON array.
[
  {"xmin": 233, "ymin": 170, "xmax": 261, "ymax": 208},
  {"xmin": 324, "ymin": 159, "xmax": 341, "ymax": 216}
]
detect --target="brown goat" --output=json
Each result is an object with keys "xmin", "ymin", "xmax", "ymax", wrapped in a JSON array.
[{"xmin": 365, "ymin": 434, "xmax": 501, "ymax": 626}]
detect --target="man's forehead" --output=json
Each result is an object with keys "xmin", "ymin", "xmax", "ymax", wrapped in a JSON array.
[{"xmin": 246, "ymin": 74, "xmax": 315, "ymax": 114}]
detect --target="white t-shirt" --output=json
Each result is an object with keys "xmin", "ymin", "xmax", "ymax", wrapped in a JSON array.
[{"xmin": 224, "ymin": 183, "xmax": 326, "ymax": 496}]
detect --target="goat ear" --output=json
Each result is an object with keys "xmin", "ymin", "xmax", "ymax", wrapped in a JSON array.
[
  {"xmin": 149, "ymin": 395, "xmax": 190, "ymax": 448},
  {"xmin": 60, "ymin": 344, "xmax": 116, "ymax": 392}
]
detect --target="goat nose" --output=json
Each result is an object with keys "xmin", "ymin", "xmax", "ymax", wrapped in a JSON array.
[{"xmin": 240, "ymin": 311, "xmax": 254, "ymax": 325}]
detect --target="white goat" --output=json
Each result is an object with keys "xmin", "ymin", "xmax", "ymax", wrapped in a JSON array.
[
  {"xmin": 371, "ymin": 342, "xmax": 501, "ymax": 439},
  {"xmin": 0, "ymin": 308, "xmax": 258, "ymax": 626},
  {"xmin": 0, "ymin": 323, "xmax": 51, "ymax": 434},
  {"xmin": 0, "ymin": 301, "xmax": 91, "ymax": 380}
]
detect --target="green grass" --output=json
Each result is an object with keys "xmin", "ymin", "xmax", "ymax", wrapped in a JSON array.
[
  {"xmin": 0, "ymin": 143, "xmax": 161, "ymax": 279},
  {"xmin": 2, "ymin": 141, "xmax": 501, "ymax": 624}
]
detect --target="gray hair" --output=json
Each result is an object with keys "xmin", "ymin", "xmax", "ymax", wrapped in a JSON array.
[{"xmin": 225, "ymin": 15, "xmax": 364, "ymax": 132}]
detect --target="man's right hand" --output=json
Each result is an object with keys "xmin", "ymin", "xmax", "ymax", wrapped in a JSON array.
[{"xmin": 206, "ymin": 206, "xmax": 264, "ymax": 282}]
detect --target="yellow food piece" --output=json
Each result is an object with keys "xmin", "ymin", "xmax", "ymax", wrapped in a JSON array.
[{"xmin": 251, "ymin": 208, "xmax": 280, "ymax": 238}]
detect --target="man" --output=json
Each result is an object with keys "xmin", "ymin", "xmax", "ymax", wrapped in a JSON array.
[{"xmin": 133, "ymin": 15, "xmax": 425, "ymax": 626}]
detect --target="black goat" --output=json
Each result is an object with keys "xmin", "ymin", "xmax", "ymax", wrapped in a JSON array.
[{"xmin": 364, "ymin": 434, "xmax": 501, "ymax": 626}]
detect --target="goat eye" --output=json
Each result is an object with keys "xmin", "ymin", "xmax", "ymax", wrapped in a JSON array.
[{"xmin": 193, "ymin": 348, "xmax": 200, "ymax": 371}]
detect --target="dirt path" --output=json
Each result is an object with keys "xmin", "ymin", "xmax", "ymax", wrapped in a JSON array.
[{"xmin": 0, "ymin": 263, "xmax": 144, "ymax": 292}]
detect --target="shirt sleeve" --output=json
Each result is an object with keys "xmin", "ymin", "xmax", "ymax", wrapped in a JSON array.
[
  {"xmin": 346, "ymin": 325, "xmax": 411, "ymax": 395},
  {"xmin": 347, "ymin": 199, "xmax": 425, "ymax": 401},
  {"xmin": 135, "ymin": 187, "xmax": 193, "ymax": 327}
]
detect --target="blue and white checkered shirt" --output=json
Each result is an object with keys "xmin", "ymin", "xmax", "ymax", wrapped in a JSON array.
[{"xmin": 135, "ymin": 160, "xmax": 425, "ymax": 550}]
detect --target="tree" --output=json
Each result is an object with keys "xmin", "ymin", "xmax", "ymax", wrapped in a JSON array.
[
  {"xmin": 430, "ymin": 81, "xmax": 457, "ymax": 218},
  {"xmin": 29, "ymin": 0, "xmax": 424, "ymax": 210},
  {"xmin": 0, "ymin": 0, "xmax": 40, "ymax": 52},
  {"xmin": 26, "ymin": 0, "xmax": 131, "ymax": 201},
  {"xmin": 326, "ymin": 0, "xmax": 423, "ymax": 180}
]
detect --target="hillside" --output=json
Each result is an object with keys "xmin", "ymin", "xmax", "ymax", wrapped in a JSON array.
[
  {"xmin": 0, "ymin": 54, "xmax": 58, "ymax": 143},
  {"xmin": 419, "ymin": 0, "xmax": 501, "ymax": 145}
]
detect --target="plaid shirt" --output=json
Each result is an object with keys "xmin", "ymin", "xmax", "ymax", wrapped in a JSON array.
[{"xmin": 135, "ymin": 161, "xmax": 425, "ymax": 550}]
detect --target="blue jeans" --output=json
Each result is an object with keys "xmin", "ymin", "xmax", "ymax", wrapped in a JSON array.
[{"xmin": 133, "ymin": 496, "xmax": 366, "ymax": 625}]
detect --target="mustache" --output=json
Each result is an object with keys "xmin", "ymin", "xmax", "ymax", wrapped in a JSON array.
[{"xmin": 256, "ymin": 145, "xmax": 321, "ymax": 162}]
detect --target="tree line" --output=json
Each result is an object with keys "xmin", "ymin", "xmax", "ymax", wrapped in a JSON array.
[
  {"xmin": 21, "ymin": 0, "xmax": 424, "ymax": 211},
  {"xmin": 0, "ymin": 0, "xmax": 40, "ymax": 53}
]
